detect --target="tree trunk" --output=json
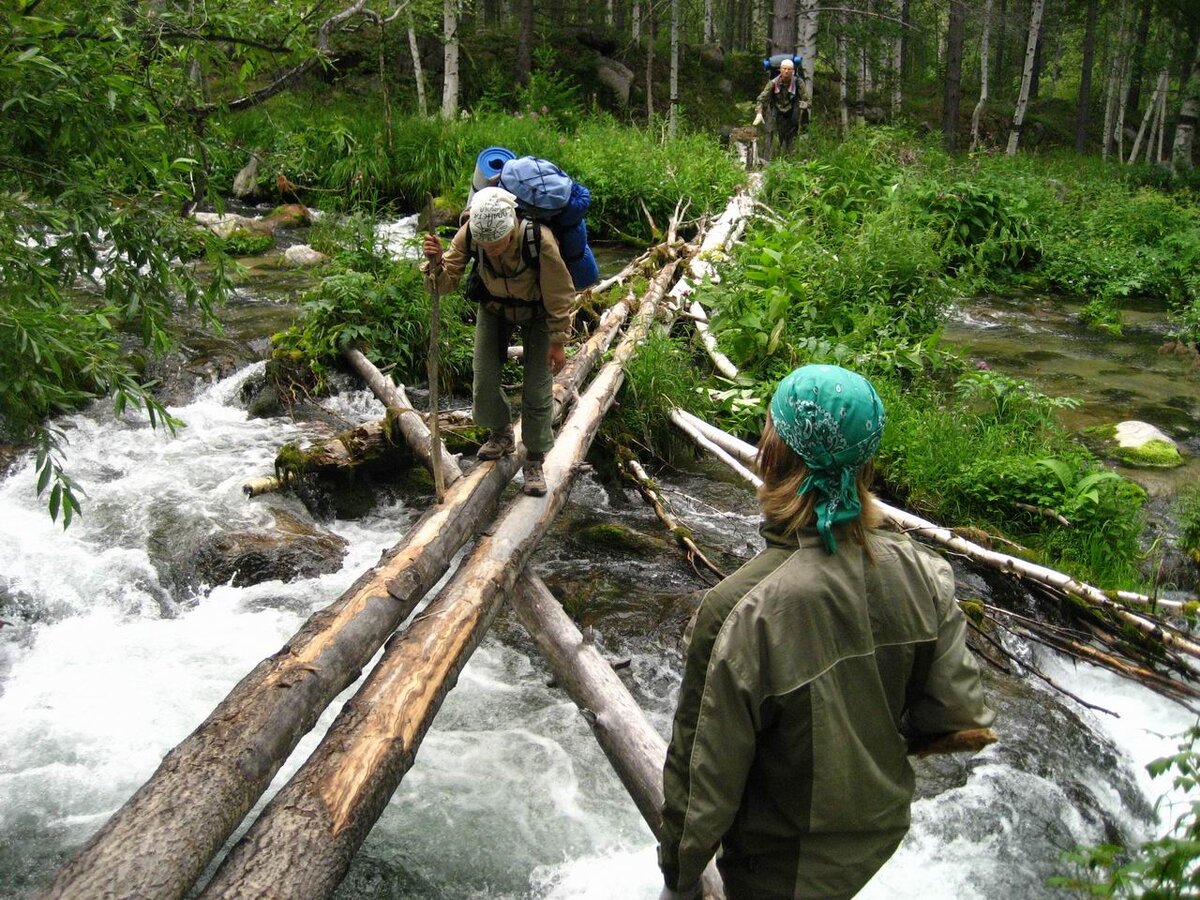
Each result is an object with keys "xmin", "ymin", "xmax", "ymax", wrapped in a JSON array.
[
  {"xmin": 1103, "ymin": 2, "xmax": 1132, "ymax": 161},
  {"xmin": 196, "ymin": 261, "xmax": 685, "ymax": 900},
  {"xmin": 770, "ymin": 0, "xmax": 795, "ymax": 55},
  {"xmin": 994, "ymin": 0, "xmax": 1006, "ymax": 95},
  {"xmin": 1027, "ymin": 5, "xmax": 1045, "ymax": 100},
  {"xmin": 342, "ymin": 348, "xmax": 461, "ymax": 485},
  {"xmin": 669, "ymin": 0, "xmax": 680, "ymax": 137},
  {"xmin": 970, "ymin": 0, "xmax": 993, "ymax": 152},
  {"xmin": 1115, "ymin": 16, "xmax": 1137, "ymax": 163},
  {"xmin": 37, "ymin": 279, "xmax": 636, "ymax": 900},
  {"xmin": 942, "ymin": 0, "xmax": 967, "ymax": 153},
  {"xmin": 1005, "ymin": 0, "xmax": 1045, "ymax": 155},
  {"xmin": 1075, "ymin": 0, "xmax": 1098, "ymax": 153},
  {"xmin": 632, "ymin": 0, "xmax": 641, "ymax": 46},
  {"xmin": 890, "ymin": 0, "xmax": 903, "ymax": 119},
  {"xmin": 837, "ymin": 13, "xmax": 850, "ymax": 134},
  {"xmin": 1155, "ymin": 74, "xmax": 1169, "ymax": 162},
  {"xmin": 704, "ymin": 0, "xmax": 714, "ymax": 44},
  {"xmin": 798, "ymin": 0, "xmax": 819, "ymax": 111},
  {"xmin": 517, "ymin": 0, "xmax": 533, "ymax": 81},
  {"xmin": 645, "ymin": 4, "xmax": 655, "ymax": 120},
  {"xmin": 439, "ymin": 0, "xmax": 459, "ymax": 118},
  {"xmin": 1124, "ymin": 0, "xmax": 1154, "ymax": 126},
  {"xmin": 1172, "ymin": 34, "xmax": 1200, "ymax": 172},
  {"xmin": 406, "ymin": 16, "xmax": 429, "ymax": 118},
  {"xmin": 1128, "ymin": 64, "xmax": 1170, "ymax": 164}
]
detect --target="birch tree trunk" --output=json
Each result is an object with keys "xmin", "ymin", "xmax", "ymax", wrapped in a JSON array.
[
  {"xmin": 1005, "ymin": 0, "xmax": 1045, "ymax": 155},
  {"xmin": 857, "ymin": 38, "xmax": 868, "ymax": 126},
  {"xmin": 1129, "ymin": 64, "xmax": 1170, "ymax": 164},
  {"xmin": 1115, "ymin": 26, "xmax": 1137, "ymax": 163},
  {"xmin": 970, "ymin": 0, "xmax": 993, "ymax": 151},
  {"xmin": 439, "ymin": 0, "xmax": 459, "ymax": 119},
  {"xmin": 407, "ymin": 16, "xmax": 428, "ymax": 119},
  {"xmin": 890, "ymin": 0, "xmax": 903, "ymax": 119},
  {"xmin": 1075, "ymin": 0, "xmax": 1099, "ymax": 153},
  {"xmin": 197, "ymin": 262, "xmax": 685, "ymax": 900},
  {"xmin": 704, "ymin": 0, "xmax": 714, "ymax": 44},
  {"xmin": 645, "ymin": 7, "xmax": 655, "ymax": 121},
  {"xmin": 798, "ymin": 0, "xmax": 819, "ymax": 111},
  {"xmin": 669, "ymin": 0, "xmax": 680, "ymax": 137},
  {"xmin": 632, "ymin": 0, "xmax": 641, "ymax": 46},
  {"xmin": 1172, "ymin": 34, "xmax": 1200, "ymax": 173},
  {"xmin": 1103, "ymin": 2, "xmax": 1131, "ymax": 161},
  {"xmin": 942, "ymin": 0, "xmax": 967, "ymax": 152},
  {"xmin": 1155, "ymin": 77, "xmax": 1168, "ymax": 163}
]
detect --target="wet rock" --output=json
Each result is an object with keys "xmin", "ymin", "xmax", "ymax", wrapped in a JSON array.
[
  {"xmin": 267, "ymin": 204, "xmax": 313, "ymax": 230},
  {"xmin": 282, "ymin": 244, "xmax": 329, "ymax": 268},
  {"xmin": 193, "ymin": 212, "xmax": 275, "ymax": 240},
  {"xmin": 0, "ymin": 443, "xmax": 26, "ymax": 478},
  {"xmin": 572, "ymin": 522, "xmax": 667, "ymax": 557},
  {"xmin": 193, "ymin": 509, "xmax": 347, "ymax": 588},
  {"xmin": 231, "ymin": 153, "xmax": 262, "ymax": 201},
  {"xmin": 1094, "ymin": 420, "xmax": 1184, "ymax": 468}
]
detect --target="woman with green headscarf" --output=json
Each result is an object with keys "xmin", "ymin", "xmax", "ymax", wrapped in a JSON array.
[{"xmin": 657, "ymin": 365, "xmax": 993, "ymax": 900}]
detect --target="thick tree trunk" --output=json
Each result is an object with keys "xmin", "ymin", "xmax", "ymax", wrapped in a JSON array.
[
  {"xmin": 770, "ymin": 0, "xmax": 795, "ymax": 55},
  {"xmin": 969, "ymin": 0, "xmax": 993, "ymax": 151},
  {"xmin": 342, "ymin": 348, "xmax": 461, "ymax": 485},
  {"xmin": 1075, "ymin": 0, "xmax": 1098, "ymax": 153},
  {"xmin": 798, "ymin": 0, "xmax": 819, "ymax": 111},
  {"xmin": 1172, "ymin": 35, "xmax": 1200, "ymax": 172},
  {"xmin": 439, "ymin": 0, "xmax": 459, "ymax": 118},
  {"xmin": 1005, "ymin": 0, "xmax": 1045, "ymax": 155},
  {"xmin": 197, "ymin": 261, "xmax": 685, "ymax": 900},
  {"xmin": 38, "ymin": 276, "xmax": 637, "ymax": 900},
  {"xmin": 406, "ymin": 16, "xmax": 429, "ymax": 118},
  {"xmin": 942, "ymin": 0, "xmax": 967, "ymax": 152}
]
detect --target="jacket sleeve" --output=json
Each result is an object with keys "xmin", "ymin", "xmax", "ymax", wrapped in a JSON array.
[
  {"xmin": 659, "ymin": 589, "xmax": 757, "ymax": 891},
  {"xmin": 755, "ymin": 79, "xmax": 774, "ymax": 109},
  {"xmin": 535, "ymin": 224, "xmax": 576, "ymax": 344},
  {"xmin": 422, "ymin": 224, "xmax": 469, "ymax": 295},
  {"xmin": 907, "ymin": 565, "xmax": 995, "ymax": 736}
]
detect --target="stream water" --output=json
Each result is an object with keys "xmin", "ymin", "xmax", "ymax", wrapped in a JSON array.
[{"xmin": 0, "ymin": 235, "xmax": 1196, "ymax": 898}]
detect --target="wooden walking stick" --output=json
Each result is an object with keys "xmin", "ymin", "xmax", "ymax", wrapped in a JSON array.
[{"xmin": 425, "ymin": 196, "xmax": 446, "ymax": 503}]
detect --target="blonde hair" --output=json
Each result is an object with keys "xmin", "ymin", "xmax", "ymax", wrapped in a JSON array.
[{"xmin": 756, "ymin": 414, "xmax": 881, "ymax": 549}]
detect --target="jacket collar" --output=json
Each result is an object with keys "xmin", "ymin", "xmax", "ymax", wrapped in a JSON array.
[{"xmin": 760, "ymin": 522, "xmax": 826, "ymax": 551}]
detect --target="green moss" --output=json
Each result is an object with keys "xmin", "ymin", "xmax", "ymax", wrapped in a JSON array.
[
  {"xmin": 575, "ymin": 522, "xmax": 662, "ymax": 556},
  {"xmin": 221, "ymin": 228, "xmax": 274, "ymax": 256},
  {"xmin": 1109, "ymin": 439, "xmax": 1183, "ymax": 468},
  {"xmin": 274, "ymin": 443, "xmax": 310, "ymax": 483}
]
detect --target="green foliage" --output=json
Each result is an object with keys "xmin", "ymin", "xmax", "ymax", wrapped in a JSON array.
[
  {"xmin": 604, "ymin": 331, "xmax": 705, "ymax": 459},
  {"xmin": 1172, "ymin": 483, "xmax": 1200, "ymax": 562},
  {"xmin": 273, "ymin": 242, "xmax": 474, "ymax": 391},
  {"xmin": 954, "ymin": 369, "xmax": 1080, "ymax": 429},
  {"xmin": 1053, "ymin": 726, "xmax": 1200, "ymax": 898}
]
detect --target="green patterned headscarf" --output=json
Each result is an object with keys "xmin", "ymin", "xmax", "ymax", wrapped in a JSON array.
[{"xmin": 768, "ymin": 364, "xmax": 886, "ymax": 554}]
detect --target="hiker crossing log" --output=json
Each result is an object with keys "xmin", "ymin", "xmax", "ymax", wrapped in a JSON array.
[
  {"xmin": 198, "ymin": 260, "xmax": 684, "ymax": 899},
  {"xmin": 38, "ymin": 271, "xmax": 641, "ymax": 900}
]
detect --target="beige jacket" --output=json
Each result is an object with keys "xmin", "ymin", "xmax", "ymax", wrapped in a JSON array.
[{"xmin": 423, "ymin": 221, "xmax": 576, "ymax": 344}]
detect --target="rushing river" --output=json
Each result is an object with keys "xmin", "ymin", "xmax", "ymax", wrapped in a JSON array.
[{"xmin": 1, "ymin": 248, "xmax": 1196, "ymax": 897}]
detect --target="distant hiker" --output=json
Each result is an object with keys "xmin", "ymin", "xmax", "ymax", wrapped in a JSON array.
[
  {"xmin": 422, "ymin": 186, "xmax": 576, "ymax": 497},
  {"xmin": 753, "ymin": 57, "xmax": 808, "ymax": 160},
  {"xmin": 657, "ymin": 364, "xmax": 994, "ymax": 900}
]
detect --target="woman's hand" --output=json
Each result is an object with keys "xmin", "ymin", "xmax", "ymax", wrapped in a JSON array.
[
  {"xmin": 422, "ymin": 233, "xmax": 443, "ymax": 267},
  {"xmin": 547, "ymin": 342, "xmax": 566, "ymax": 374}
]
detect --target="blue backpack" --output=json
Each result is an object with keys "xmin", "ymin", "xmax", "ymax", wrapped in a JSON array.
[
  {"xmin": 763, "ymin": 54, "xmax": 803, "ymax": 78},
  {"xmin": 497, "ymin": 156, "xmax": 599, "ymax": 290}
]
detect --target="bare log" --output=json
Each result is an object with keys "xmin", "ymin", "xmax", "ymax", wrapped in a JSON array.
[
  {"xmin": 908, "ymin": 728, "xmax": 998, "ymax": 757},
  {"xmin": 668, "ymin": 410, "xmax": 1200, "ymax": 675},
  {"xmin": 342, "ymin": 347, "xmax": 461, "ymax": 485},
  {"xmin": 39, "ymin": 268, "xmax": 642, "ymax": 900},
  {"xmin": 242, "ymin": 475, "xmax": 283, "ymax": 498},
  {"xmin": 509, "ymin": 575, "xmax": 726, "ymax": 899},
  {"xmin": 198, "ymin": 260, "xmax": 685, "ymax": 899},
  {"xmin": 619, "ymin": 455, "xmax": 725, "ymax": 582}
]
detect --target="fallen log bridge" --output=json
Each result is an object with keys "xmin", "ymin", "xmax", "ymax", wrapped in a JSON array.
[{"xmin": 38, "ymin": 258, "xmax": 653, "ymax": 900}]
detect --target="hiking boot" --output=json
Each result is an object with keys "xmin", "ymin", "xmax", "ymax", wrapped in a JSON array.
[
  {"xmin": 476, "ymin": 425, "xmax": 515, "ymax": 460},
  {"xmin": 521, "ymin": 459, "xmax": 547, "ymax": 496}
]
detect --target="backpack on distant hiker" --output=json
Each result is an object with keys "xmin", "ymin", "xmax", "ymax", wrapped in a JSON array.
[
  {"xmin": 763, "ymin": 53, "xmax": 803, "ymax": 78},
  {"xmin": 467, "ymin": 151, "xmax": 599, "ymax": 291}
]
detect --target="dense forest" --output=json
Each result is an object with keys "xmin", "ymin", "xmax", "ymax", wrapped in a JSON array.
[{"xmin": 3, "ymin": 1, "xmax": 1200, "ymax": 898}]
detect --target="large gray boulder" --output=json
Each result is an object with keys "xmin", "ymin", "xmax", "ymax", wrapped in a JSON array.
[{"xmin": 194, "ymin": 509, "xmax": 347, "ymax": 588}]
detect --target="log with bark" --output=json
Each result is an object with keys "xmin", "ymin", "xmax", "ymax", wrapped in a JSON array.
[
  {"xmin": 38, "ymin": 264, "xmax": 645, "ymax": 900},
  {"xmin": 197, "ymin": 259, "xmax": 685, "ymax": 899}
]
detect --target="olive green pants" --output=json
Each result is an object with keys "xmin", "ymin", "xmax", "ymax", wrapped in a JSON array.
[{"xmin": 472, "ymin": 303, "xmax": 554, "ymax": 455}]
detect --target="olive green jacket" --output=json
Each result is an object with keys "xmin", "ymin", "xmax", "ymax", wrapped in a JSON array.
[
  {"xmin": 423, "ymin": 222, "xmax": 576, "ymax": 344},
  {"xmin": 659, "ymin": 525, "xmax": 994, "ymax": 899},
  {"xmin": 756, "ymin": 75, "xmax": 808, "ymax": 119}
]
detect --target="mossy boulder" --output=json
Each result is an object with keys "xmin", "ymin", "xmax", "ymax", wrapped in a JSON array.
[
  {"xmin": 1093, "ymin": 421, "xmax": 1185, "ymax": 468},
  {"xmin": 573, "ymin": 522, "xmax": 665, "ymax": 557},
  {"xmin": 193, "ymin": 509, "xmax": 347, "ymax": 588}
]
